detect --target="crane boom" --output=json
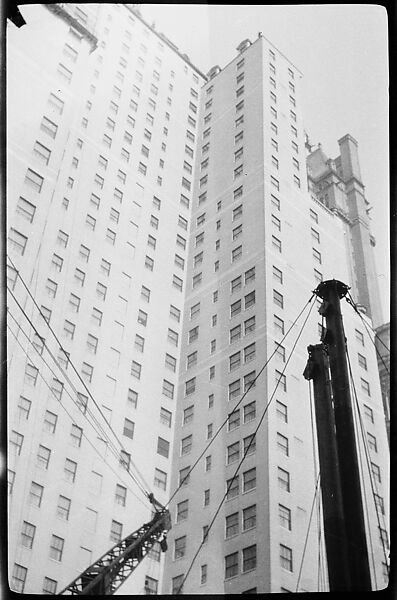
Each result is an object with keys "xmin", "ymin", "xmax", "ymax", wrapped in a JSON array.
[{"xmin": 58, "ymin": 506, "xmax": 171, "ymax": 595}]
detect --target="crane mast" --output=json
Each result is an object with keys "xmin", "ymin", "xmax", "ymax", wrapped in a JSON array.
[{"xmin": 58, "ymin": 500, "xmax": 171, "ymax": 595}]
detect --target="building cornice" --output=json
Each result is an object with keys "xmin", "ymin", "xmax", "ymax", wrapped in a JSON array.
[
  {"xmin": 124, "ymin": 4, "xmax": 207, "ymax": 82},
  {"xmin": 44, "ymin": 4, "xmax": 98, "ymax": 51}
]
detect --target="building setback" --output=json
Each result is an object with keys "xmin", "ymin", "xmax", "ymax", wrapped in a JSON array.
[
  {"xmin": 7, "ymin": 3, "xmax": 205, "ymax": 595},
  {"xmin": 162, "ymin": 35, "xmax": 389, "ymax": 593},
  {"xmin": 7, "ymin": 6, "xmax": 389, "ymax": 596}
]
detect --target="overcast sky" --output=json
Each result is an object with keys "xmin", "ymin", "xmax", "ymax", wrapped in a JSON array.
[{"xmin": 141, "ymin": 4, "xmax": 389, "ymax": 323}]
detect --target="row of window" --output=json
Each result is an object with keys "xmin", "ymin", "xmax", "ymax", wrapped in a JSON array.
[{"xmin": 9, "ymin": 425, "xmax": 167, "ymax": 494}]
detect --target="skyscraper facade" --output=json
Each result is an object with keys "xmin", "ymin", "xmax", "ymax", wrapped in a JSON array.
[
  {"xmin": 7, "ymin": 6, "xmax": 389, "ymax": 596},
  {"xmin": 7, "ymin": 4, "xmax": 205, "ymax": 594},
  {"xmin": 162, "ymin": 35, "xmax": 389, "ymax": 594}
]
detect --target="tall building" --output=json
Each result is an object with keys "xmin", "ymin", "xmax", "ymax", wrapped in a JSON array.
[
  {"xmin": 7, "ymin": 4, "xmax": 205, "ymax": 594},
  {"xmin": 7, "ymin": 6, "xmax": 389, "ymax": 596},
  {"xmin": 162, "ymin": 35, "xmax": 389, "ymax": 593}
]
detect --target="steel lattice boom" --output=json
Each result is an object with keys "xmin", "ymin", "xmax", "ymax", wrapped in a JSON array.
[{"xmin": 58, "ymin": 508, "xmax": 171, "ymax": 595}]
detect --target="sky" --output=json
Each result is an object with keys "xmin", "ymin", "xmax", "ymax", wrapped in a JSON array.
[{"xmin": 141, "ymin": 4, "xmax": 390, "ymax": 323}]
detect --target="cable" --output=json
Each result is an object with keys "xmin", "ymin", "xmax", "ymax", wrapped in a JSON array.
[
  {"xmin": 346, "ymin": 293, "xmax": 390, "ymax": 375},
  {"xmin": 166, "ymin": 293, "xmax": 316, "ymax": 508},
  {"xmin": 295, "ymin": 472, "xmax": 321, "ymax": 592},
  {"xmin": 7, "ymin": 309, "xmax": 152, "ymax": 509},
  {"xmin": 7, "ymin": 321, "xmax": 152, "ymax": 512},
  {"xmin": 6, "ymin": 294, "xmax": 150, "ymax": 501},
  {"xmin": 6, "ymin": 268, "xmax": 151, "ymax": 497},
  {"xmin": 175, "ymin": 298, "xmax": 316, "ymax": 594},
  {"xmin": 346, "ymin": 349, "xmax": 378, "ymax": 586},
  {"xmin": 7, "ymin": 257, "xmax": 152, "ymax": 495},
  {"xmin": 308, "ymin": 379, "xmax": 323, "ymax": 592},
  {"xmin": 345, "ymin": 342, "xmax": 390, "ymax": 574},
  {"xmin": 7, "ymin": 304, "xmax": 151, "ymax": 504}
]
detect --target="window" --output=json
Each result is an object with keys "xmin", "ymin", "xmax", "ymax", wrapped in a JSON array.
[
  {"xmin": 272, "ymin": 236, "xmax": 282, "ymax": 253},
  {"xmin": 226, "ymin": 513, "xmax": 239, "ymax": 538},
  {"xmin": 361, "ymin": 378, "xmax": 371, "ymax": 396},
  {"xmin": 204, "ymin": 489, "xmax": 210, "ymax": 506},
  {"xmin": 162, "ymin": 379, "xmax": 174, "ymax": 399},
  {"xmin": 172, "ymin": 275, "xmax": 183, "ymax": 291},
  {"xmin": 273, "ymin": 290, "xmax": 284, "ymax": 309},
  {"xmin": 186, "ymin": 351, "xmax": 198, "ymax": 369},
  {"xmin": 234, "ymin": 164, "xmax": 243, "ymax": 179},
  {"xmin": 280, "ymin": 544, "xmax": 293, "ymax": 571},
  {"xmin": 227, "ymin": 441, "xmax": 240, "ymax": 465},
  {"xmin": 29, "ymin": 481, "xmax": 43, "ymax": 507},
  {"xmin": 230, "ymin": 300, "xmax": 242, "ymax": 319},
  {"xmin": 363, "ymin": 404, "xmax": 374, "ymax": 423},
  {"xmin": 21, "ymin": 520, "xmax": 36, "ymax": 549},
  {"xmin": 231, "ymin": 275, "xmax": 242, "ymax": 293},
  {"xmin": 276, "ymin": 369, "xmax": 287, "ymax": 391},
  {"xmin": 243, "ymin": 545, "xmax": 256, "ymax": 572},
  {"xmin": 43, "ymin": 409, "xmax": 57, "ymax": 434},
  {"xmin": 57, "ymin": 63, "xmax": 72, "ymax": 82},
  {"xmin": 225, "ymin": 552, "xmax": 239, "ymax": 579},
  {"xmin": 243, "ymin": 468, "xmax": 256, "ymax": 492},
  {"xmin": 367, "ymin": 432, "xmax": 377, "ymax": 452},
  {"xmin": 244, "ymin": 433, "xmax": 256, "ymax": 456},
  {"xmin": 182, "ymin": 405, "xmax": 194, "ymax": 426},
  {"xmin": 110, "ymin": 520, "xmax": 123, "ymax": 543},
  {"xmin": 278, "ymin": 467, "xmax": 290, "ymax": 492},
  {"xmin": 165, "ymin": 353, "xmax": 177, "ymax": 372},
  {"xmin": 313, "ymin": 248, "xmax": 322, "ymax": 264},
  {"xmin": 48, "ymin": 91, "xmax": 64, "ymax": 114},
  {"xmin": 379, "ymin": 528, "xmax": 389, "ymax": 550},
  {"xmin": 195, "ymin": 232, "xmax": 204, "ymax": 247},
  {"xmin": 244, "ymin": 371, "xmax": 256, "ymax": 392},
  {"xmin": 181, "ymin": 435, "xmax": 192, "ymax": 456},
  {"xmin": 137, "ymin": 309, "xmax": 148, "ymax": 327},
  {"xmin": 171, "ymin": 575, "xmax": 184, "ymax": 595},
  {"xmin": 194, "ymin": 252, "xmax": 203, "ymax": 268},
  {"xmin": 157, "ymin": 437, "xmax": 170, "ymax": 458},
  {"xmin": 230, "ymin": 325, "xmax": 242, "ymax": 345},
  {"xmin": 50, "ymin": 535, "xmax": 64, "ymax": 561},
  {"xmin": 57, "ymin": 495, "xmax": 71, "ymax": 520},
  {"xmin": 355, "ymin": 328, "xmax": 365, "ymax": 346},
  {"xmin": 185, "ymin": 377, "xmax": 196, "ymax": 396},
  {"xmin": 24, "ymin": 363, "xmax": 38, "ymax": 386},
  {"xmin": 189, "ymin": 326, "xmax": 199, "ymax": 343},
  {"xmin": 229, "ymin": 351, "xmax": 241, "ymax": 371},
  {"xmin": 233, "ymin": 224, "xmax": 243, "ymax": 241},
  {"xmin": 64, "ymin": 458, "xmax": 77, "ymax": 482},
  {"xmin": 174, "ymin": 536, "xmax": 186, "ymax": 560},
  {"xmin": 277, "ymin": 432, "xmax": 289, "ymax": 456},
  {"xmin": 203, "ymin": 455, "xmax": 211, "ymax": 473},
  {"xmin": 374, "ymin": 494, "xmax": 385, "ymax": 515},
  {"xmin": 131, "ymin": 361, "xmax": 142, "ymax": 380},
  {"xmin": 69, "ymin": 423, "xmax": 82, "ymax": 447},
  {"xmin": 176, "ymin": 234, "xmax": 187, "ymax": 249},
  {"xmin": 232, "ymin": 245, "xmax": 242, "ymax": 262},
  {"xmin": 8, "ymin": 228, "xmax": 27, "ymax": 255},
  {"xmin": 358, "ymin": 353, "xmax": 368, "ymax": 370},
  {"xmin": 193, "ymin": 273, "xmax": 202, "ymax": 288},
  {"xmin": 371, "ymin": 462, "xmax": 381, "ymax": 484},
  {"xmin": 43, "ymin": 577, "xmax": 57, "ymax": 594},
  {"xmin": 272, "ymin": 155, "xmax": 279, "ymax": 169},
  {"xmin": 145, "ymin": 256, "xmax": 154, "ymax": 271},
  {"xmin": 245, "ymin": 291, "xmax": 256, "ymax": 309},
  {"xmin": 11, "ymin": 564, "xmax": 27, "ymax": 593}
]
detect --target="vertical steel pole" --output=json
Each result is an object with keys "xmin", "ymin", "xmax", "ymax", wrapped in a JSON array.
[
  {"xmin": 304, "ymin": 344, "xmax": 352, "ymax": 591},
  {"xmin": 315, "ymin": 279, "xmax": 371, "ymax": 590}
]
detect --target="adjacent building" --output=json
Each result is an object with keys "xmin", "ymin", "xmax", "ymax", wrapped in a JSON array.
[
  {"xmin": 7, "ymin": 4, "xmax": 205, "ymax": 594},
  {"xmin": 7, "ymin": 6, "xmax": 389, "ymax": 596},
  {"xmin": 162, "ymin": 35, "xmax": 389, "ymax": 594}
]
